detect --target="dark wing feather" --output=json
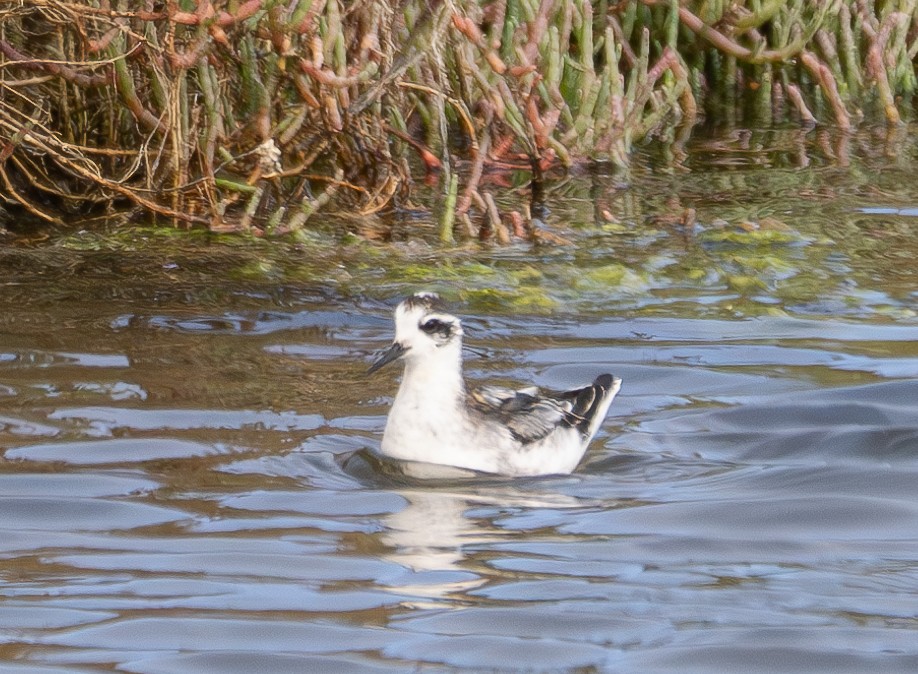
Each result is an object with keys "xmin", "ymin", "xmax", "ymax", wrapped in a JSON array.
[
  {"xmin": 469, "ymin": 385, "xmax": 574, "ymax": 444},
  {"xmin": 470, "ymin": 374, "xmax": 618, "ymax": 444}
]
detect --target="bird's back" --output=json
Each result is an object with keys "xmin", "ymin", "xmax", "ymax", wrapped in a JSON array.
[{"xmin": 466, "ymin": 374, "xmax": 622, "ymax": 476}]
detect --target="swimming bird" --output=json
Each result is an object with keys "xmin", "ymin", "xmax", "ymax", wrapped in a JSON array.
[{"xmin": 368, "ymin": 293, "xmax": 622, "ymax": 476}]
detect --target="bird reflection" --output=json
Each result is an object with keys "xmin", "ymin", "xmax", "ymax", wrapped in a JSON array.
[{"xmin": 374, "ymin": 459, "xmax": 585, "ymax": 599}]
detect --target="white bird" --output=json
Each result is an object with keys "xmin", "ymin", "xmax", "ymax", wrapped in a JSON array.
[{"xmin": 368, "ymin": 293, "xmax": 622, "ymax": 476}]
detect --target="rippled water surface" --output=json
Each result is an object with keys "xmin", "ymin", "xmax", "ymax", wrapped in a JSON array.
[{"xmin": 2, "ymin": 129, "xmax": 918, "ymax": 672}]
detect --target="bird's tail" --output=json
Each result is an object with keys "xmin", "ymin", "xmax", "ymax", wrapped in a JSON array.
[{"xmin": 571, "ymin": 374, "xmax": 622, "ymax": 442}]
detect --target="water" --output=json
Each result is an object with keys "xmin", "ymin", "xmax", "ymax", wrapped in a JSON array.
[{"xmin": 1, "ymin": 127, "xmax": 918, "ymax": 672}]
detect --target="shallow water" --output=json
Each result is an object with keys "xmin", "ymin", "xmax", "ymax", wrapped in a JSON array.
[{"xmin": 2, "ymin": 128, "xmax": 918, "ymax": 672}]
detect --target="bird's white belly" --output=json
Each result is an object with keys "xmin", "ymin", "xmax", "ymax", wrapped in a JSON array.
[
  {"xmin": 381, "ymin": 404, "xmax": 587, "ymax": 476},
  {"xmin": 381, "ymin": 409, "xmax": 503, "ymax": 474}
]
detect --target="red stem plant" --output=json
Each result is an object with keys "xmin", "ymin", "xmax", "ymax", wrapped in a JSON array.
[{"xmin": 0, "ymin": 1, "xmax": 914, "ymax": 239}]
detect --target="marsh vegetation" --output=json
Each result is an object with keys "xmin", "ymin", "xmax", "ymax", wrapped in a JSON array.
[{"xmin": 1, "ymin": 1, "xmax": 916, "ymax": 240}]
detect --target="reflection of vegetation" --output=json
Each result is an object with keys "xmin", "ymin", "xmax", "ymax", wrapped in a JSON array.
[
  {"xmin": 2, "ymin": 2, "xmax": 917, "ymax": 237},
  {"xmin": 1, "ymin": 126, "xmax": 916, "ymax": 322}
]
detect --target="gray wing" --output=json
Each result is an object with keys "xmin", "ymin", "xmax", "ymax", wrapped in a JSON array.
[{"xmin": 469, "ymin": 385, "xmax": 579, "ymax": 444}]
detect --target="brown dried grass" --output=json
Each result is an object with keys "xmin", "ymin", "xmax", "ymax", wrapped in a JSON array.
[{"xmin": 0, "ymin": 1, "xmax": 914, "ymax": 238}]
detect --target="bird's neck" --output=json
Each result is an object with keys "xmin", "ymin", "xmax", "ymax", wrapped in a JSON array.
[{"xmin": 399, "ymin": 347, "xmax": 465, "ymax": 406}]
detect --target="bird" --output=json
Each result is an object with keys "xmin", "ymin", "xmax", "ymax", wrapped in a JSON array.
[{"xmin": 368, "ymin": 292, "xmax": 622, "ymax": 476}]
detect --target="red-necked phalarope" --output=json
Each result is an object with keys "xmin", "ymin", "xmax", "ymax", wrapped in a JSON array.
[{"xmin": 368, "ymin": 293, "xmax": 622, "ymax": 476}]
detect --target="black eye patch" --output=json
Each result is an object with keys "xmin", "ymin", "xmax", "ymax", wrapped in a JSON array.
[{"xmin": 420, "ymin": 318, "xmax": 452, "ymax": 338}]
